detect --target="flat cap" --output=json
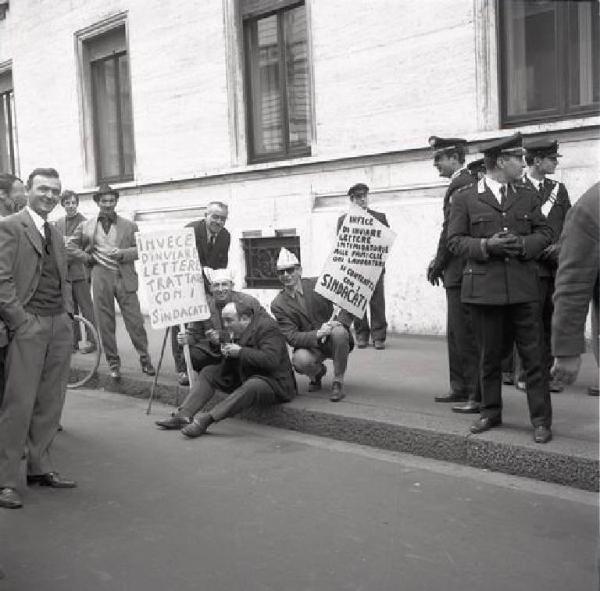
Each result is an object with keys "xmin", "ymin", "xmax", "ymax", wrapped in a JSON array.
[
  {"xmin": 479, "ymin": 132, "xmax": 523, "ymax": 157},
  {"xmin": 428, "ymin": 136, "xmax": 467, "ymax": 156},
  {"xmin": 524, "ymin": 138, "xmax": 561, "ymax": 157}
]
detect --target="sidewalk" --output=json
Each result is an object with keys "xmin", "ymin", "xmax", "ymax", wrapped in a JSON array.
[{"xmin": 69, "ymin": 316, "xmax": 599, "ymax": 491}]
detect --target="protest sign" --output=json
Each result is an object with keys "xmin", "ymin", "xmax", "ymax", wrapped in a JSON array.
[
  {"xmin": 315, "ymin": 204, "xmax": 396, "ymax": 318},
  {"xmin": 136, "ymin": 228, "xmax": 210, "ymax": 329}
]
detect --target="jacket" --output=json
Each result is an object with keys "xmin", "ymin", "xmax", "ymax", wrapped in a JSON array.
[
  {"xmin": 185, "ymin": 219, "xmax": 230, "ymax": 270},
  {"xmin": 447, "ymin": 179, "xmax": 552, "ymax": 305},
  {"xmin": 54, "ymin": 212, "xmax": 88, "ymax": 281}
]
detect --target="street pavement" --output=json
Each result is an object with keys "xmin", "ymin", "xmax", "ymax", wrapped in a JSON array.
[
  {"xmin": 0, "ymin": 389, "xmax": 597, "ymax": 591},
  {"xmin": 70, "ymin": 315, "xmax": 600, "ymax": 490}
]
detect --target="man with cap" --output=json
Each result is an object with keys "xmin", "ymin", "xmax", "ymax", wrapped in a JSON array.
[
  {"xmin": 156, "ymin": 269, "xmax": 268, "ymax": 429},
  {"xmin": 271, "ymin": 248, "xmax": 354, "ymax": 402},
  {"xmin": 448, "ymin": 132, "xmax": 554, "ymax": 443},
  {"xmin": 68, "ymin": 183, "xmax": 155, "ymax": 380},
  {"xmin": 467, "ymin": 158, "xmax": 486, "ymax": 181},
  {"xmin": 155, "ymin": 300, "xmax": 296, "ymax": 438},
  {"xmin": 521, "ymin": 138, "xmax": 571, "ymax": 392},
  {"xmin": 173, "ymin": 201, "xmax": 231, "ymax": 384},
  {"xmin": 336, "ymin": 183, "xmax": 389, "ymax": 349},
  {"xmin": 425, "ymin": 136, "xmax": 480, "ymax": 412}
]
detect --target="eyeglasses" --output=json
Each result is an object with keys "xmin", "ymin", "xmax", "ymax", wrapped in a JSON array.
[{"xmin": 276, "ymin": 268, "xmax": 296, "ymax": 276}]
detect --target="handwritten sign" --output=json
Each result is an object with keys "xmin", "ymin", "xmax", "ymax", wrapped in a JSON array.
[
  {"xmin": 315, "ymin": 204, "xmax": 396, "ymax": 317},
  {"xmin": 136, "ymin": 228, "xmax": 210, "ymax": 329}
]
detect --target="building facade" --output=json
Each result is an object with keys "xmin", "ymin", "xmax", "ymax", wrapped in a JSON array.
[{"xmin": 1, "ymin": 0, "xmax": 598, "ymax": 334}]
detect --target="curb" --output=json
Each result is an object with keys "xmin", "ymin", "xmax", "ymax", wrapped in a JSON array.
[{"xmin": 70, "ymin": 368, "xmax": 599, "ymax": 492}]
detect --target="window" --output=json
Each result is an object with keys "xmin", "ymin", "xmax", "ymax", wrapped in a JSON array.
[
  {"xmin": 242, "ymin": 1, "xmax": 311, "ymax": 163},
  {"xmin": 84, "ymin": 25, "xmax": 134, "ymax": 184},
  {"xmin": 499, "ymin": 0, "xmax": 599, "ymax": 126},
  {"xmin": 0, "ymin": 70, "xmax": 18, "ymax": 174},
  {"xmin": 243, "ymin": 234, "xmax": 300, "ymax": 288}
]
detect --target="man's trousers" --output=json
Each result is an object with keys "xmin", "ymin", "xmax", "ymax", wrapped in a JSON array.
[
  {"xmin": 91, "ymin": 266, "xmax": 150, "ymax": 369},
  {"xmin": 71, "ymin": 278, "xmax": 96, "ymax": 348},
  {"xmin": 179, "ymin": 364, "xmax": 276, "ymax": 422},
  {"xmin": 446, "ymin": 287, "xmax": 480, "ymax": 402},
  {"xmin": 469, "ymin": 302, "xmax": 551, "ymax": 428},
  {"xmin": 0, "ymin": 313, "xmax": 72, "ymax": 488},
  {"xmin": 354, "ymin": 274, "xmax": 387, "ymax": 343}
]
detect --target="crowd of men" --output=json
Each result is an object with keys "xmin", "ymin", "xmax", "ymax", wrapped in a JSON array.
[{"xmin": 0, "ymin": 133, "xmax": 597, "ymax": 508}]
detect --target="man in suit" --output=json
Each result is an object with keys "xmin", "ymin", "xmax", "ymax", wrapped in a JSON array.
[
  {"xmin": 271, "ymin": 248, "xmax": 354, "ymax": 402},
  {"xmin": 521, "ymin": 138, "xmax": 571, "ymax": 392},
  {"xmin": 0, "ymin": 168, "xmax": 77, "ymax": 509},
  {"xmin": 336, "ymin": 183, "xmax": 388, "ymax": 349},
  {"xmin": 173, "ymin": 201, "xmax": 231, "ymax": 384},
  {"xmin": 54, "ymin": 190, "xmax": 96, "ymax": 353},
  {"xmin": 448, "ymin": 133, "xmax": 554, "ymax": 443},
  {"xmin": 68, "ymin": 183, "xmax": 155, "ymax": 380},
  {"xmin": 551, "ymin": 182, "xmax": 599, "ymax": 395},
  {"xmin": 425, "ymin": 136, "xmax": 480, "ymax": 412},
  {"xmin": 155, "ymin": 300, "xmax": 296, "ymax": 437}
]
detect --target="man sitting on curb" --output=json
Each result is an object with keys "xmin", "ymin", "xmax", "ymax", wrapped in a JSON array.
[
  {"xmin": 174, "ymin": 268, "xmax": 265, "ymax": 385},
  {"xmin": 271, "ymin": 248, "xmax": 354, "ymax": 402},
  {"xmin": 155, "ymin": 301, "xmax": 296, "ymax": 436}
]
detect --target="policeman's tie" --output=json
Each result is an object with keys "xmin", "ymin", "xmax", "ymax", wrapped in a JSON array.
[{"xmin": 500, "ymin": 184, "xmax": 507, "ymax": 209}]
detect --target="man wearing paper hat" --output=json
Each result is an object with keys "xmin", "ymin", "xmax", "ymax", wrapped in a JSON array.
[
  {"xmin": 336, "ymin": 183, "xmax": 389, "ymax": 350},
  {"xmin": 271, "ymin": 248, "xmax": 354, "ymax": 402},
  {"xmin": 425, "ymin": 136, "xmax": 480, "ymax": 411},
  {"xmin": 447, "ymin": 132, "xmax": 555, "ymax": 443},
  {"xmin": 520, "ymin": 138, "xmax": 571, "ymax": 392}
]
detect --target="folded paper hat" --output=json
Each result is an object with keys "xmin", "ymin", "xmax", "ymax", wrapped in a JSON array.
[
  {"xmin": 210, "ymin": 268, "xmax": 234, "ymax": 284},
  {"xmin": 276, "ymin": 247, "xmax": 300, "ymax": 270}
]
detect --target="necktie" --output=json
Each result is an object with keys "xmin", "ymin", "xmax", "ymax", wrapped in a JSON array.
[
  {"xmin": 43, "ymin": 222, "xmax": 52, "ymax": 254},
  {"xmin": 500, "ymin": 185, "xmax": 507, "ymax": 209},
  {"xmin": 208, "ymin": 235, "xmax": 215, "ymax": 253}
]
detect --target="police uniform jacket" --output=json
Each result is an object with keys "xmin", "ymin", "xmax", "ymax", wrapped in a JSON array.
[
  {"xmin": 447, "ymin": 179, "xmax": 552, "ymax": 305},
  {"xmin": 432, "ymin": 168, "xmax": 474, "ymax": 288},
  {"xmin": 521, "ymin": 176, "xmax": 571, "ymax": 278}
]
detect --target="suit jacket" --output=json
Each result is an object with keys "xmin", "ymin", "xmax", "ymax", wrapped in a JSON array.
[
  {"xmin": 271, "ymin": 277, "xmax": 354, "ymax": 350},
  {"xmin": 552, "ymin": 182, "xmax": 599, "ymax": 357},
  {"xmin": 432, "ymin": 169, "xmax": 475, "ymax": 288},
  {"xmin": 521, "ymin": 176, "xmax": 571, "ymax": 277},
  {"xmin": 54, "ymin": 212, "xmax": 88, "ymax": 281},
  {"xmin": 68, "ymin": 214, "xmax": 140, "ymax": 292},
  {"xmin": 188, "ymin": 290, "xmax": 266, "ymax": 357},
  {"xmin": 0, "ymin": 209, "xmax": 73, "ymax": 344},
  {"xmin": 222, "ymin": 313, "xmax": 297, "ymax": 402},
  {"xmin": 186, "ymin": 219, "xmax": 230, "ymax": 270},
  {"xmin": 448, "ymin": 179, "xmax": 552, "ymax": 305}
]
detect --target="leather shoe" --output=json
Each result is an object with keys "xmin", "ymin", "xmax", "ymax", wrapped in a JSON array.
[
  {"xmin": 502, "ymin": 372, "xmax": 514, "ymax": 385},
  {"xmin": 181, "ymin": 413, "xmax": 213, "ymax": 438},
  {"xmin": 330, "ymin": 381, "xmax": 345, "ymax": 402},
  {"xmin": 141, "ymin": 361, "xmax": 156, "ymax": 376},
  {"xmin": 356, "ymin": 339, "xmax": 368, "ymax": 349},
  {"xmin": 178, "ymin": 372, "xmax": 190, "ymax": 386},
  {"xmin": 308, "ymin": 364, "xmax": 327, "ymax": 392},
  {"xmin": 452, "ymin": 400, "xmax": 480, "ymax": 414},
  {"xmin": 588, "ymin": 387, "xmax": 599, "ymax": 397},
  {"xmin": 549, "ymin": 378, "xmax": 564, "ymax": 393},
  {"xmin": 470, "ymin": 416, "xmax": 502, "ymax": 434},
  {"xmin": 27, "ymin": 472, "xmax": 77, "ymax": 488},
  {"xmin": 0, "ymin": 487, "xmax": 22, "ymax": 509},
  {"xmin": 434, "ymin": 392, "xmax": 467, "ymax": 403},
  {"xmin": 110, "ymin": 367, "xmax": 122, "ymax": 380},
  {"xmin": 155, "ymin": 415, "xmax": 191, "ymax": 430},
  {"xmin": 533, "ymin": 425, "xmax": 552, "ymax": 444},
  {"xmin": 373, "ymin": 340, "xmax": 385, "ymax": 350}
]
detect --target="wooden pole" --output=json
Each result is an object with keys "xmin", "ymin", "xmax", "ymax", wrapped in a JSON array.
[{"xmin": 145, "ymin": 327, "xmax": 170, "ymax": 415}]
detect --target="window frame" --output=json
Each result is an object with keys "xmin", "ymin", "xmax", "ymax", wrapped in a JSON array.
[
  {"xmin": 242, "ymin": 234, "xmax": 301, "ymax": 288},
  {"xmin": 243, "ymin": 1, "xmax": 311, "ymax": 164},
  {"xmin": 0, "ymin": 87, "xmax": 17, "ymax": 174},
  {"xmin": 90, "ymin": 50, "xmax": 133, "ymax": 184},
  {"xmin": 498, "ymin": 0, "xmax": 600, "ymax": 127}
]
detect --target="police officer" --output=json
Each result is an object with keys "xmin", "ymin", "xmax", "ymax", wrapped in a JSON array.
[
  {"xmin": 447, "ymin": 132, "xmax": 554, "ymax": 443},
  {"xmin": 522, "ymin": 138, "xmax": 571, "ymax": 392},
  {"xmin": 426, "ymin": 137, "xmax": 480, "ymax": 412}
]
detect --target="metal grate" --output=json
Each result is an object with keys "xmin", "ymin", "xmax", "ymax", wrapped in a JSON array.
[{"xmin": 242, "ymin": 235, "xmax": 300, "ymax": 288}]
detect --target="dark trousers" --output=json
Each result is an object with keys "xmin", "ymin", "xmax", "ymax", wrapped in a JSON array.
[
  {"xmin": 0, "ymin": 346, "xmax": 5, "ymax": 408},
  {"xmin": 171, "ymin": 325, "xmax": 186, "ymax": 373},
  {"xmin": 189, "ymin": 347, "xmax": 221, "ymax": 373},
  {"xmin": 446, "ymin": 288, "xmax": 480, "ymax": 402},
  {"xmin": 178, "ymin": 364, "xmax": 276, "ymax": 422},
  {"xmin": 71, "ymin": 279, "xmax": 96, "ymax": 347},
  {"xmin": 469, "ymin": 302, "xmax": 551, "ymax": 428},
  {"xmin": 354, "ymin": 274, "xmax": 387, "ymax": 342}
]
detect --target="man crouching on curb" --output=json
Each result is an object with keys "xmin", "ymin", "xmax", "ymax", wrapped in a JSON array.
[
  {"xmin": 155, "ymin": 301, "xmax": 296, "ymax": 437},
  {"xmin": 271, "ymin": 248, "xmax": 354, "ymax": 402}
]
